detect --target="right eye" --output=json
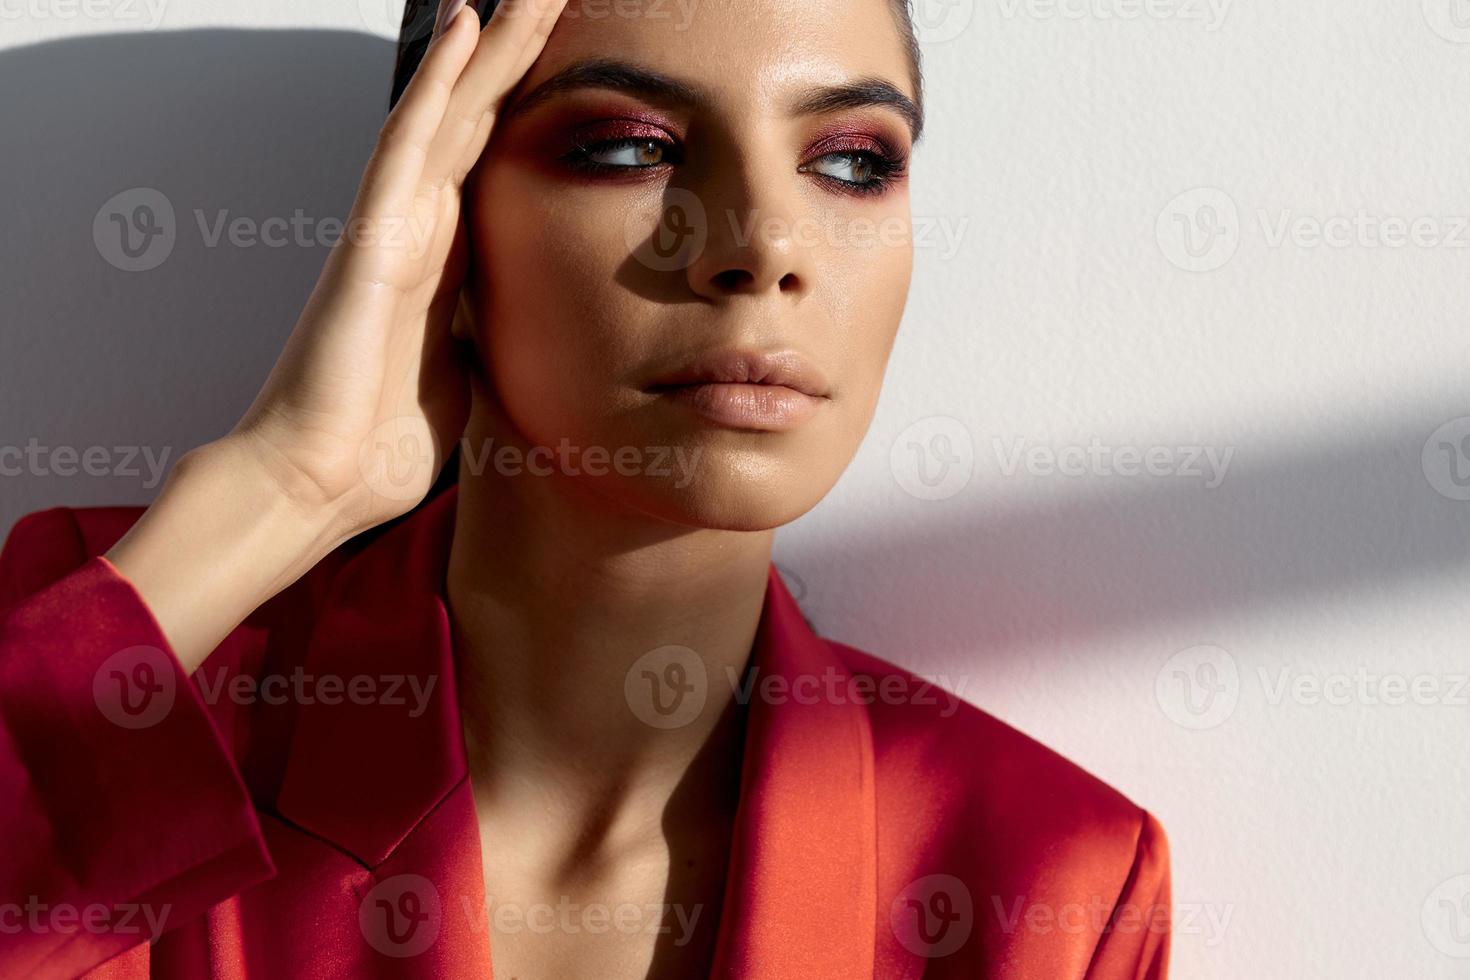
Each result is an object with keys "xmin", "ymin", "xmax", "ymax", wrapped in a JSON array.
[{"xmin": 563, "ymin": 137, "xmax": 680, "ymax": 173}]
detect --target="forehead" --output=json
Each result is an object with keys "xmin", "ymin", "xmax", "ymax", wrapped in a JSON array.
[{"xmin": 515, "ymin": 0, "xmax": 916, "ymax": 112}]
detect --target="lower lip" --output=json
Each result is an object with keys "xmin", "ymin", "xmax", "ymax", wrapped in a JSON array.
[{"xmin": 658, "ymin": 383, "xmax": 822, "ymax": 431}]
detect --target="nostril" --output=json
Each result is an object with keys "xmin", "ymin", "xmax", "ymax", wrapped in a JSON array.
[{"xmin": 711, "ymin": 269, "xmax": 755, "ymax": 291}]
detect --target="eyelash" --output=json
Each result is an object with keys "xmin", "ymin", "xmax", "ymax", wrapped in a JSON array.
[{"xmin": 559, "ymin": 136, "xmax": 907, "ymax": 197}]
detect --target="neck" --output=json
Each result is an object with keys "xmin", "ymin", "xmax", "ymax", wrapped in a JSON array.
[{"xmin": 444, "ymin": 433, "xmax": 772, "ymax": 851}]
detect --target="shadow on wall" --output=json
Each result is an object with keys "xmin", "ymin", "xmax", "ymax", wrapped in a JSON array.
[
  {"xmin": 0, "ymin": 29, "xmax": 399, "ymax": 533},
  {"xmin": 788, "ymin": 401, "xmax": 1470, "ymax": 663}
]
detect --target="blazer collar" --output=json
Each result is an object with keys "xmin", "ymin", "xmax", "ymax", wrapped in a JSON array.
[{"xmin": 273, "ymin": 483, "xmax": 877, "ymax": 977}]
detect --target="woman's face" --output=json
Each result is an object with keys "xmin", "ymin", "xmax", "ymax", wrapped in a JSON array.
[{"xmin": 463, "ymin": 0, "xmax": 918, "ymax": 531}]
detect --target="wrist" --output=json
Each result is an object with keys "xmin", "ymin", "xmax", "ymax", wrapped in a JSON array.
[
  {"xmin": 105, "ymin": 437, "xmax": 348, "ymax": 674},
  {"xmin": 176, "ymin": 436, "xmax": 352, "ymax": 586}
]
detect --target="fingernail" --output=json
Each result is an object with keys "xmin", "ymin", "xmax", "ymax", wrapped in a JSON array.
[{"xmin": 433, "ymin": 0, "xmax": 469, "ymax": 39}]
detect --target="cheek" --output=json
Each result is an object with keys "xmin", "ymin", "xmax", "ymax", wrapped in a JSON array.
[
  {"xmin": 825, "ymin": 216, "xmax": 914, "ymax": 424},
  {"xmin": 467, "ymin": 161, "xmax": 647, "ymax": 438}
]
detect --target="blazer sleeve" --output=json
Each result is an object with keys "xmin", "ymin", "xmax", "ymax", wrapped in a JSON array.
[
  {"xmin": 1084, "ymin": 809, "xmax": 1172, "ymax": 980},
  {"xmin": 0, "ymin": 508, "xmax": 276, "ymax": 979}
]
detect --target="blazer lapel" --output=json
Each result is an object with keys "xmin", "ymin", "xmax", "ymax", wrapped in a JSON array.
[
  {"xmin": 273, "ymin": 486, "xmax": 466, "ymax": 868},
  {"xmin": 707, "ymin": 566, "xmax": 879, "ymax": 979},
  {"xmin": 271, "ymin": 486, "xmax": 879, "ymax": 978}
]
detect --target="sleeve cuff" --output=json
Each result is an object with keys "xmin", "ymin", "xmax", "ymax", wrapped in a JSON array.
[{"xmin": 0, "ymin": 555, "xmax": 276, "ymax": 975}]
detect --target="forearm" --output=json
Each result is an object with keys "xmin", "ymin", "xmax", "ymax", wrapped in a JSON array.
[{"xmin": 104, "ymin": 436, "xmax": 347, "ymax": 675}]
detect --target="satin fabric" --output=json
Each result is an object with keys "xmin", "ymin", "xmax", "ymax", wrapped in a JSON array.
[{"xmin": 0, "ymin": 486, "xmax": 1170, "ymax": 978}]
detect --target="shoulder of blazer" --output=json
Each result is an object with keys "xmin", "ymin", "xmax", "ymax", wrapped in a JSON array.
[{"xmin": 826, "ymin": 637, "xmax": 1159, "ymax": 877}]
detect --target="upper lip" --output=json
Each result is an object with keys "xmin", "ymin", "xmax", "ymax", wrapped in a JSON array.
[{"xmin": 647, "ymin": 349, "xmax": 831, "ymax": 399}]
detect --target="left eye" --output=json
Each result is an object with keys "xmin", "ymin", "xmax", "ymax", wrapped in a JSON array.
[{"xmin": 803, "ymin": 152, "xmax": 882, "ymax": 185}]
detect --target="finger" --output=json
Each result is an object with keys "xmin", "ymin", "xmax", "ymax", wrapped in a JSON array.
[
  {"xmin": 465, "ymin": 0, "xmax": 569, "ymax": 97},
  {"xmin": 452, "ymin": 3, "xmax": 564, "ymax": 175},
  {"xmin": 354, "ymin": 1, "xmax": 484, "ymax": 218},
  {"xmin": 431, "ymin": 0, "xmax": 470, "ymax": 39},
  {"xmin": 423, "ymin": 0, "xmax": 569, "ymax": 190}
]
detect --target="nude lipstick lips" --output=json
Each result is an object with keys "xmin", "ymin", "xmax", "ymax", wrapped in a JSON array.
[{"xmin": 646, "ymin": 349, "xmax": 830, "ymax": 432}]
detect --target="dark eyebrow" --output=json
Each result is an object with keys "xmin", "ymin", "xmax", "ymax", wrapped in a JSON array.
[
  {"xmin": 791, "ymin": 76, "xmax": 923, "ymax": 146},
  {"xmin": 500, "ymin": 57, "xmax": 924, "ymax": 145}
]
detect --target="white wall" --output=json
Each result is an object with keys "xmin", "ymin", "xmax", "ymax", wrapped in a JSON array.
[{"xmin": 3, "ymin": 2, "xmax": 1469, "ymax": 977}]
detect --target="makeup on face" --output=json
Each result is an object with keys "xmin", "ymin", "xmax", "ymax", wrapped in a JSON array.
[
  {"xmin": 493, "ymin": 58, "xmax": 915, "ymax": 198},
  {"xmin": 644, "ymin": 348, "xmax": 831, "ymax": 433}
]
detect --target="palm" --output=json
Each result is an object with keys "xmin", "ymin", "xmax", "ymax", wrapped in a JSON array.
[{"xmin": 230, "ymin": 0, "xmax": 567, "ymax": 536}]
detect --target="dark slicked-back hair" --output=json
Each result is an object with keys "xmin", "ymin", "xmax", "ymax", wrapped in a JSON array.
[
  {"xmin": 388, "ymin": 0, "xmax": 924, "ymax": 130},
  {"xmin": 390, "ymin": 0, "xmax": 496, "ymax": 109}
]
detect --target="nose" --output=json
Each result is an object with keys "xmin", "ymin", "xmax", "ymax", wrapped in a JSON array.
[{"xmin": 678, "ymin": 145, "xmax": 815, "ymax": 303}]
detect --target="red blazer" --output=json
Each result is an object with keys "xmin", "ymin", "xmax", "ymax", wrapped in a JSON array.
[{"xmin": 0, "ymin": 485, "xmax": 1170, "ymax": 979}]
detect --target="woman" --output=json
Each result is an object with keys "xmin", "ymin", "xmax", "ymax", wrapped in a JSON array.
[{"xmin": 0, "ymin": 0, "xmax": 1170, "ymax": 976}]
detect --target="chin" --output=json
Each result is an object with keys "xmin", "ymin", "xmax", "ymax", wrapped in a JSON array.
[
  {"xmin": 488, "ymin": 375, "xmax": 863, "ymax": 532},
  {"xmin": 652, "ymin": 477, "xmax": 830, "ymax": 533},
  {"xmin": 570, "ymin": 439, "xmax": 841, "ymax": 533}
]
